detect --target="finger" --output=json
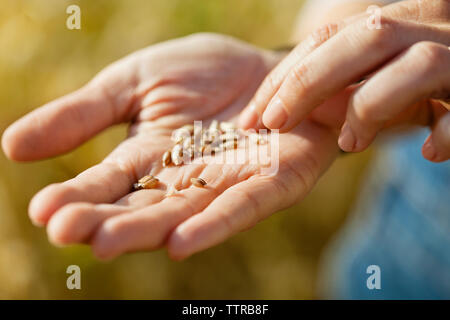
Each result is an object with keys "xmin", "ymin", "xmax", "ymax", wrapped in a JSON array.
[
  {"xmin": 168, "ymin": 120, "xmax": 339, "ymax": 260},
  {"xmin": 239, "ymin": 0, "xmax": 450, "ymax": 130},
  {"xmin": 262, "ymin": 17, "xmax": 450, "ymax": 131},
  {"xmin": 309, "ymin": 85, "xmax": 359, "ymax": 130},
  {"xmin": 91, "ymin": 164, "xmax": 254, "ymax": 260},
  {"xmin": 167, "ymin": 176, "xmax": 286, "ymax": 261},
  {"xmin": 339, "ymin": 42, "xmax": 450, "ymax": 152},
  {"xmin": 46, "ymin": 185, "xmax": 168, "ymax": 245},
  {"xmin": 46, "ymin": 203, "xmax": 130, "ymax": 245},
  {"xmin": 29, "ymin": 162, "xmax": 133, "ymax": 227},
  {"xmin": 1, "ymin": 57, "xmax": 138, "ymax": 161},
  {"xmin": 29, "ymin": 135, "xmax": 166, "ymax": 226},
  {"xmin": 423, "ymin": 111, "xmax": 450, "ymax": 162},
  {"xmin": 238, "ymin": 22, "xmax": 344, "ymax": 129}
]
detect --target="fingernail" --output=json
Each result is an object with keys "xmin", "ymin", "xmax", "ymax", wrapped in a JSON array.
[
  {"xmin": 422, "ymin": 137, "xmax": 437, "ymax": 161},
  {"xmin": 262, "ymin": 97, "xmax": 288, "ymax": 129},
  {"xmin": 238, "ymin": 104, "xmax": 258, "ymax": 129},
  {"xmin": 338, "ymin": 122, "xmax": 356, "ymax": 152}
]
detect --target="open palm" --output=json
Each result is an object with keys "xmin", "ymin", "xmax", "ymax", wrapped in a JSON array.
[{"xmin": 2, "ymin": 33, "xmax": 339, "ymax": 260}]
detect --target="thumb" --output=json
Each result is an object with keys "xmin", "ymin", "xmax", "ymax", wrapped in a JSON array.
[{"xmin": 2, "ymin": 59, "xmax": 138, "ymax": 161}]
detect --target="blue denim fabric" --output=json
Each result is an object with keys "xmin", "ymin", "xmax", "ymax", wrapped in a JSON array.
[{"xmin": 320, "ymin": 129, "xmax": 450, "ymax": 299}]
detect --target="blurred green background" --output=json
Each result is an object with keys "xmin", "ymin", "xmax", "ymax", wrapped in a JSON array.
[{"xmin": 0, "ymin": 0, "xmax": 373, "ymax": 299}]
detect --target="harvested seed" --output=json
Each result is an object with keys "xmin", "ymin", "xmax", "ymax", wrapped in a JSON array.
[
  {"xmin": 203, "ymin": 129, "xmax": 218, "ymax": 144},
  {"xmin": 191, "ymin": 177, "xmax": 207, "ymax": 188},
  {"xmin": 133, "ymin": 175, "xmax": 159, "ymax": 191},
  {"xmin": 182, "ymin": 137, "xmax": 192, "ymax": 149},
  {"xmin": 162, "ymin": 150, "xmax": 172, "ymax": 167},
  {"xmin": 172, "ymin": 135, "xmax": 183, "ymax": 144},
  {"xmin": 249, "ymin": 133, "xmax": 267, "ymax": 145},
  {"xmin": 163, "ymin": 120, "xmax": 247, "ymax": 167},
  {"xmin": 171, "ymin": 125, "xmax": 193, "ymax": 143},
  {"xmin": 181, "ymin": 124, "xmax": 194, "ymax": 134},
  {"xmin": 221, "ymin": 140, "xmax": 238, "ymax": 150},
  {"xmin": 219, "ymin": 132, "xmax": 239, "ymax": 142},
  {"xmin": 209, "ymin": 120, "xmax": 219, "ymax": 131},
  {"xmin": 220, "ymin": 121, "xmax": 236, "ymax": 132},
  {"xmin": 202, "ymin": 144, "xmax": 215, "ymax": 156},
  {"xmin": 171, "ymin": 144, "xmax": 183, "ymax": 166}
]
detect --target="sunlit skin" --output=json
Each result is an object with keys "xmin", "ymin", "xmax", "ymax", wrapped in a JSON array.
[
  {"xmin": 4, "ymin": 0, "xmax": 448, "ymax": 262},
  {"xmin": 1, "ymin": 34, "xmax": 339, "ymax": 260},
  {"xmin": 239, "ymin": 0, "xmax": 450, "ymax": 161}
]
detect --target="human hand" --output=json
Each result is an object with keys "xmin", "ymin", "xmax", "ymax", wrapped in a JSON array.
[
  {"xmin": 2, "ymin": 33, "xmax": 339, "ymax": 260},
  {"xmin": 239, "ymin": 0, "xmax": 450, "ymax": 162}
]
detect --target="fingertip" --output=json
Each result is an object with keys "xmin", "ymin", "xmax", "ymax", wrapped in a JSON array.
[
  {"xmin": 338, "ymin": 122, "xmax": 356, "ymax": 152},
  {"xmin": 92, "ymin": 247, "xmax": 116, "ymax": 262},
  {"xmin": 46, "ymin": 208, "xmax": 73, "ymax": 247},
  {"xmin": 167, "ymin": 229, "xmax": 192, "ymax": 261},
  {"xmin": 29, "ymin": 184, "xmax": 57, "ymax": 226},
  {"xmin": 1, "ymin": 122, "xmax": 32, "ymax": 161},
  {"xmin": 422, "ymin": 135, "xmax": 437, "ymax": 161},
  {"xmin": 425, "ymin": 113, "xmax": 450, "ymax": 162},
  {"xmin": 338, "ymin": 121, "xmax": 375, "ymax": 153},
  {"xmin": 28, "ymin": 183, "xmax": 76, "ymax": 226},
  {"xmin": 167, "ymin": 249, "xmax": 188, "ymax": 262},
  {"xmin": 422, "ymin": 135, "xmax": 448, "ymax": 163},
  {"xmin": 47, "ymin": 203, "xmax": 96, "ymax": 245},
  {"xmin": 1, "ymin": 125, "xmax": 14, "ymax": 159},
  {"xmin": 167, "ymin": 216, "xmax": 220, "ymax": 261},
  {"xmin": 262, "ymin": 97, "xmax": 288, "ymax": 130},
  {"xmin": 91, "ymin": 220, "xmax": 121, "ymax": 261}
]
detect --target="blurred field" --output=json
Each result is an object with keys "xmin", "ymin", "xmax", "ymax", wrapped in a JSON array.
[{"xmin": 0, "ymin": 0, "xmax": 373, "ymax": 299}]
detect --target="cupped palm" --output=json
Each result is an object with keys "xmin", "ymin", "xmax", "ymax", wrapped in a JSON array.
[{"xmin": 2, "ymin": 33, "xmax": 339, "ymax": 260}]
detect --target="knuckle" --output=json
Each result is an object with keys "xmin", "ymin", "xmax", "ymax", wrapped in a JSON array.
[
  {"xmin": 436, "ymin": 0, "xmax": 450, "ymax": 20},
  {"xmin": 290, "ymin": 62, "xmax": 312, "ymax": 93},
  {"xmin": 261, "ymin": 72, "xmax": 280, "ymax": 95},
  {"xmin": 351, "ymin": 90, "xmax": 377, "ymax": 122},
  {"xmin": 308, "ymin": 23, "xmax": 340, "ymax": 49},
  {"xmin": 348, "ymin": 17, "xmax": 396, "ymax": 51},
  {"xmin": 411, "ymin": 42, "xmax": 449, "ymax": 71},
  {"xmin": 367, "ymin": 18, "xmax": 396, "ymax": 48},
  {"xmin": 349, "ymin": 91, "xmax": 383, "ymax": 140},
  {"xmin": 419, "ymin": 0, "xmax": 450, "ymax": 21}
]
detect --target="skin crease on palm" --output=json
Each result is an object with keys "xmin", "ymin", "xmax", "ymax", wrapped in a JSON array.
[{"xmin": 1, "ymin": 33, "xmax": 340, "ymax": 260}]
